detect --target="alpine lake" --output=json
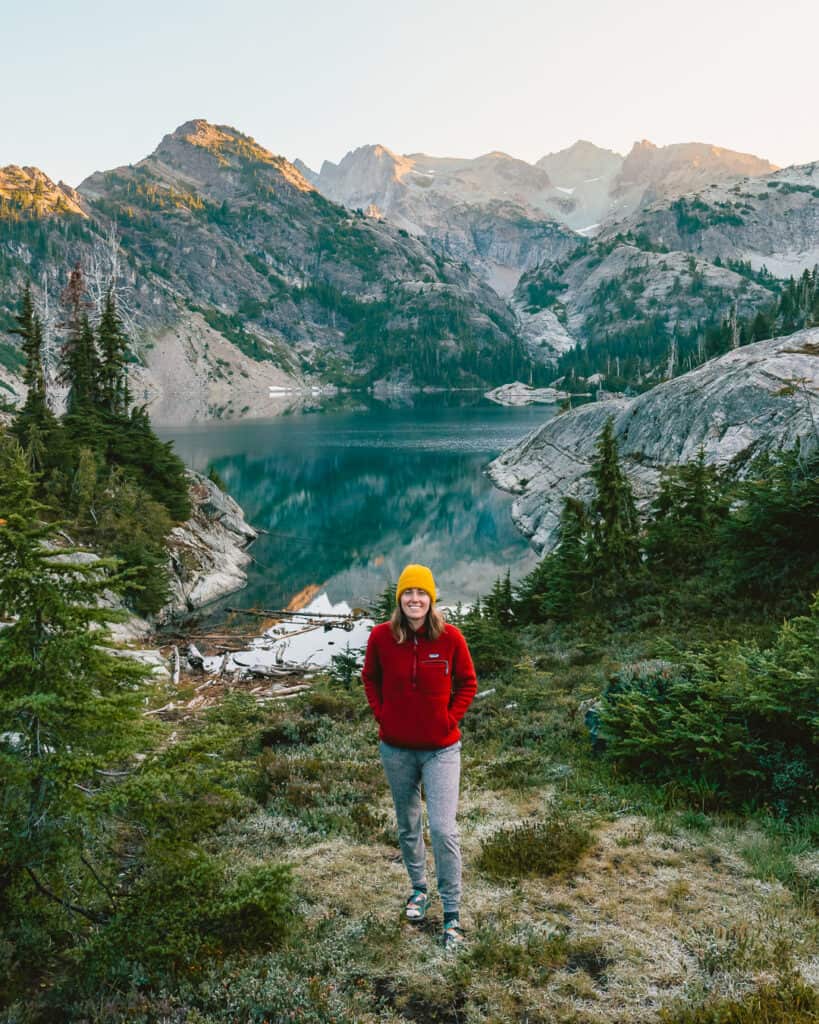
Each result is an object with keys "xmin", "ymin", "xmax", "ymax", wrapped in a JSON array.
[{"xmin": 158, "ymin": 394, "xmax": 558, "ymax": 623}]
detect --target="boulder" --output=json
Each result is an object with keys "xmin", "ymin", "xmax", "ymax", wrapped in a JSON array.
[{"xmin": 163, "ymin": 470, "xmax": 258, "ymax": 616}]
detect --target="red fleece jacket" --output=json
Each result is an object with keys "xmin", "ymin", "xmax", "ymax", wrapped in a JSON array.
[{"xmin": 362, "ymin": 622, "xmax": 478, "ymax": 749}]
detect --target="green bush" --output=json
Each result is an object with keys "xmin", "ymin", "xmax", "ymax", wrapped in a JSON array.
[
  {"xmin": 458, "ymin": 612, "xmax": 522, "ymax": 677},
  {"xmin": 597, "ymin": 596, "xmax": 819, "ymax": 813},
  {"xmin": 476, "ymin": 812, "xmax": 592, "ymax": 880},
  {"xmin": 80, "ymin": 845, "xmax": 293, "ymax": 983}
]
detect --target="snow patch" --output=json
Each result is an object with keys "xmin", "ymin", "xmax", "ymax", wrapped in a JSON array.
[
  {"xmin": 202, "ymin": 592, "xmax": 374, "ymax": 674},
  {"xmin": 744, "ymin": 247, "xmax": 819, "ymax": 279}
]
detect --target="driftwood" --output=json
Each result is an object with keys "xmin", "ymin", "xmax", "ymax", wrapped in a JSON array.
[
  {"xmin": 226, "ymin": 605, "xmax": 366, "ymax": 621},
  {"xmin": 144, "ymin": 702, "xmax": 176, "ymax": 717},
  {"xmin": 231, "ymin": 660, "xmax": 310, "ymax": 678},
  {"xmin": 186, "ymin": 643, "xmax": 205, "ymax": 670},
  {"xmin": 258, "ymin": 684, "xmax": 311, "ymax": 700}
]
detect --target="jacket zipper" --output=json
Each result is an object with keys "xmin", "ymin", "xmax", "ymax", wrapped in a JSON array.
[{"xmin": 412, "ymin": 633, "xmax": 418, "ymax": 688}]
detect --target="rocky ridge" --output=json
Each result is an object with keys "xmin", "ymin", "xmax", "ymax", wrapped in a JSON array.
[
  {"xmin": 0, "ymin": 120, "xmax": 528, "ymax": 420},
  {"xmin": 511, "ymin": 159, "xmax": 819, "ymax": 388},
  {"xmin": 300, "ymin": 139, "xmax": 779, "ymax": 287},
  {"xmin": 488, "ymin": 328, "xmax": 819, "ymax": 552},
  {"xmin": 624, "ymin": 161, "xmax": 819, "ymax": 277}
]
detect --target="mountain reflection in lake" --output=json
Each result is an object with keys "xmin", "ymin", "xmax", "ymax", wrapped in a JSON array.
[{"xmin": 159, "ymin": 399, "xmax": 556, "ymax": 617}]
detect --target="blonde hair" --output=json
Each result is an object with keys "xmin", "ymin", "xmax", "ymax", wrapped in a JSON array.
[{"xmin": 389, "ymin": 603, "xmax": 446, "ymax": 643}]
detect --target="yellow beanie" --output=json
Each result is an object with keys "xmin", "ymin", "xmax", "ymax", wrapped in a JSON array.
[{"xmin": 396, "ymin": 564, "xmax": 437, "ymax": 604}]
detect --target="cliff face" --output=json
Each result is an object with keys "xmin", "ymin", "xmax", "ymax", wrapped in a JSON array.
[
  {"xmin": 488, "ymin": 329, "xmax": 819, "ymax": 551},
  {"xmin": 302, "ymin": 138, "xmax": 778, "ymax": 269},
  {"xmin": 607, "ymin": 140, "xmax": 778, "ymax": 225}
]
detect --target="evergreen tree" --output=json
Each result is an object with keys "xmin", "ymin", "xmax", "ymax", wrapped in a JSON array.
[
  {"xmin": 0, "ymin": 434, "xmax": 150, "ymax": 903},
  {"xmin": 484, "ymin": 570, "xmax": 514, "ymax": 626},
  {"xmin": 97, "ymin": 288, "xmax": 131, "ymax": 415},
  {"xmin": 645, "ymin": 449, "xmax": 726, "ymax": 576},
  {"xmin": 515, "ymin": 497, "xmax": 589, "ymax": 623},
  {"xmin": 59, "ymin": 266, "xmax": 100, "ymax": 410},
  {"xmin": 62, "ymin": 313, "xmax": 101, "ymax": 410},
  {"xmin": 721, "ymin": 445, "xmax": 819, "ymax": 612},
  {"xmin": 12, "ymin": 284, "xmax": 46, "ymax": 402},
  {"xmin": 587, "ymin": 417, "xmax": 641, "ymax": 596},
  {"xmin": 370, "ymin": 581, "xmax": 396, "ymax": 622},
  {"xmin": 9, "ymin": 284, "xmax": 58, "ymax": 461}
]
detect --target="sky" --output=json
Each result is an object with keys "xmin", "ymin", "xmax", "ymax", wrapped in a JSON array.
[{"xmin": 3, "ymin": 0, "xmax": 818, "ymax": 187}]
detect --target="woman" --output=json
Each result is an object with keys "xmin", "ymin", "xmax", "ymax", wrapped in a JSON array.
[{"xmin": 362, "ymin": 564, "xmax": 478, "ymax": 950}]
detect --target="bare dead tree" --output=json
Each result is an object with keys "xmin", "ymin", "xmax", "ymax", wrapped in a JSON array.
[{"xmin": 87, "ymin": 224, "xmax": 137, "ymax": 337}]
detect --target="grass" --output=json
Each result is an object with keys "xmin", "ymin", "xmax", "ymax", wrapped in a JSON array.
[
  {"xmin": 476, "ymin": 814, "xmax": 594, "ymax": 880},
  {"xmin": 5, "ymin": 622, "xmax": 817, "ymax": 1023}
]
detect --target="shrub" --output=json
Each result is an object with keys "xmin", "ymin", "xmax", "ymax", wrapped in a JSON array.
[
  {"xmin": 596, "ymin": 597, "xmax": 819, "ymax": 814},
  {"xmin": 458, "ymin": 613, "xmax": 522, "ymax": 677},
  {"xmin": 80, "ymin": 845, "xmax": 294, "ymax": 983},
  {"xmin": 476, "ymin": 812, "xmax": 592, "ymax": 880}
]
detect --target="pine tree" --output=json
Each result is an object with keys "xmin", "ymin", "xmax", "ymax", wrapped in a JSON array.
[
  {"xmin": 0, "ymin": 433, "xmax": 151, "ymax": 905},
  {"xmin": 97, "ymin": 288, "xmax": 131, "ymax": 415},
  {"xmin": 59, "ymin": 265, "xmax": 100, "ymax": 410},
  {"xmin": 484, "ymin": 570, "xmax": 514, "ymax": 626},
  {"xmin": 645, "ymin": 449, "xmax": 725, "ymax": 575},
  {"xmin": 587, "ymin": 417, "xmax": 641, "ymax": 595},
  {"xmin": 12, "ymin": 284, "xmax": 46, "ymax": 401},
  {"xmin": 371, "ymin": 581, "xmax": 397, "ymax": 622},
  {"xmin": 63, "ymin": 313, "xmax": 101, "ymax": 410},
  {"xmin": 515, "ymin": 496, "xmax": 590, "ymax": 623},
  {"xmin": 9, "ymin": 284, "xmax": 57, "ymax": 460},
  {"xmin": 721, "ymin": 445, "xmax": 819, "ymax": 611}
]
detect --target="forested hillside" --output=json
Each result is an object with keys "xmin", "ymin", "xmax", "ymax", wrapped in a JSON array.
[{"xmin": 0, "ymin": 122, "xmax": 534, "ymax": 414}]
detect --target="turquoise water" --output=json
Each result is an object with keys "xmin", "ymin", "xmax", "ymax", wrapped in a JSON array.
[{"xmin": 160, "ymin": 397, "xmax": 555, "ymax": 616}]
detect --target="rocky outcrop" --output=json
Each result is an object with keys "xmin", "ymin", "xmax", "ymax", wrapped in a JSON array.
[
  {"xmin": 0, "ymin": 165, "xmax": 88, "ymax": 218},
  {"xmin": 512, "ymin": 240, "xmax": 779, "ymax": 383},
  {"xmin": 488, "ymin": 329, "xmax": 819, "ymax": 551},
  {"xmin": 485, "ymin": 382, "xmax": 570, "ymax": 406},
  {"xmin": 164, "ymin": 470, "xmax": 258, "ymax": 615}
]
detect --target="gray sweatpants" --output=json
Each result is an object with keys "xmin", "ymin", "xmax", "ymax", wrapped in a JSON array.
[{"xmin": 379, "ymin": 739, "xmax": 462, "ymax": 915}]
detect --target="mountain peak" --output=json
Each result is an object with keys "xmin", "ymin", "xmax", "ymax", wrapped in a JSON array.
[
  {"xmin": 147, "ymin": 119, "xmax": 313, "ymax": 193},
  {"xmin": 0, "ymin": 164, "xmax": 87, "ymax": 218},
  {"xmin": 160, "ymin": 119, "xmax": 276, "ymax": 163},
  {"xmin": 620, "ymin": 140, "xmax": 778, "ymax": 184}
]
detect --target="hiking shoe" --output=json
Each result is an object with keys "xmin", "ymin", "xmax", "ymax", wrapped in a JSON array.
[
  {"xmin": 405, "ymin": 889, "xmax": 429, "ymax": 922},
  {"xmin": 443, "ymin": 920, "xmax": 465, "ymax": 951}
]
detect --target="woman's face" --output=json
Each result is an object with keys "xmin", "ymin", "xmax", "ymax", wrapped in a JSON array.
[{"xmin": 400, "ymin": 587, "xmax": 431, "ymax": 623}]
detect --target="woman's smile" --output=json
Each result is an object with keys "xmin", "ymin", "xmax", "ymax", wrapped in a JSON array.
[{"xmin": 400, "ymin": 588, "xmax": 431, "ymax": 624}]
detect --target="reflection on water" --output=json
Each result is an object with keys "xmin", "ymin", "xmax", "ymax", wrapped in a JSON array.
[{"xmin": 159, "ymin": 398, "xmax": 555, "ymax": 615}]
